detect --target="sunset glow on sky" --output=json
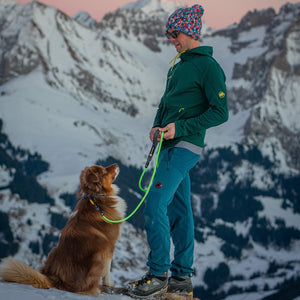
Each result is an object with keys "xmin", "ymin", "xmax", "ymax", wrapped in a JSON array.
[{"xmin": 14, "ymin": 0, "xmax": 299, "ymax": 29}]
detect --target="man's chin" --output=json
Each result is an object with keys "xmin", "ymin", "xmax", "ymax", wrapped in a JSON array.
[{"xmin": 175, "ymin": 46, "xmax": 182, "ymax": 52}]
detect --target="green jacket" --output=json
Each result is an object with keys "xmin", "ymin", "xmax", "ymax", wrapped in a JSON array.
[{"xmin": 153, "ymin": 46, "xmax": 228, "ymax": 149}]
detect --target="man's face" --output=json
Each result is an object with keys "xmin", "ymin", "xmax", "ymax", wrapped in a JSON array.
[{"xmin": 166, "ymin": 30, "xmax": 195, "ymax": 52}]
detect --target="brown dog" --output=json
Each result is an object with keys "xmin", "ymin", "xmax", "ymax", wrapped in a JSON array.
[{"xmin": 0, "ymin": 164, "xmax": 126, "ymax": 296}]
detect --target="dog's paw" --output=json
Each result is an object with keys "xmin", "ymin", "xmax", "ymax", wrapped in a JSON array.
[
  {"xmin": 103, "ymin": 278, "xmax": 115, "ymax": 288},
  {"xmin": 95, "ymin": 288, "xmax": 101, "ymax": 296}
]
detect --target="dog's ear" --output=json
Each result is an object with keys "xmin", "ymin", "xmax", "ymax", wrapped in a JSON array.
[
  {"xmin": 86, "ymin": 169, "xmax": 100, "ymax": 183},
  {"xmin": 78, "ymin": 167, "xmax": 100, "ymax": 195}
]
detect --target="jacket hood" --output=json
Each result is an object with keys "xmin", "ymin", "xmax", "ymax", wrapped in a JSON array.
[{"xmin": 180, "ymin": 46, "xmax": 213, "ymax": 60}]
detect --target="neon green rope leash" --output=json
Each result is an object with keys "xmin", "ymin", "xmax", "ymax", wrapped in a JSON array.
[{"xmin": 102, "ymin": 131, "xmax": 164, "ymax": 223}]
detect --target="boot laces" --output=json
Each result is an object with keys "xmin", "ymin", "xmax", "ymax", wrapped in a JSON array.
[{"xmin": 133, "ymin": 273, "xmax": 155, "ymax": 287}]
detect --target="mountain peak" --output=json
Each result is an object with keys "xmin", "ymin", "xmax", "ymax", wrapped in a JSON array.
[
  {"xmin": 238, "ymin": 7, "xmax": 276, "ymax": 30},
  {"xmin": 73, "ymin": 11, "xmax": 97, "ymax": 28},
  {"xmin": 121, "ymin": 0, "xmax": 183, "ymax": 17},
  {"xmin": 0, "ymin": 0, "xmax": 16, "ymax": 7}
]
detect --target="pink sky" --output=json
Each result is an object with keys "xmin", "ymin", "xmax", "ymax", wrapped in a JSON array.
[{"xmin": 14, "ymin": 0, "xmax": 299, "ymax": 29}]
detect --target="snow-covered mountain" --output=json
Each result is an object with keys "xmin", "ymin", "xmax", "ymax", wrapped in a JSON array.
[{"xmin": 0, "ymin": 0, "xmax": 300, "ymax": 299}]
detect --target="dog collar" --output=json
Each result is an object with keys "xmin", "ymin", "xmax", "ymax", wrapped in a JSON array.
[
  {"xmin": 89, "ymin": 197, "xmax": 104, "ymax": 216},
  {"xmin": 77, "ymin": 194, "xmax": 106, "ymax": 216}
]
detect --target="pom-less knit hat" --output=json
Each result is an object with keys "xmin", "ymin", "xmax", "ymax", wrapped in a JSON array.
[{"xmin": 166, "ymin": 4, "xmax": 204, "ymax": 40}]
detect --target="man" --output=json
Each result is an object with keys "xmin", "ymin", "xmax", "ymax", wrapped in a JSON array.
[{"xmin": 128, "ymin": 4, "xmax": 228, "ymax": 298}]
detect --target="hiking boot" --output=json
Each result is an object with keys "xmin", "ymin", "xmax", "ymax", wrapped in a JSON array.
[
  {"xmin": 127, "ymin": 272, "xmax": 168, "ymax": 298},
  {"xmin": 167, "ymin": 275, "xmax": 193, "ymax": 296}
]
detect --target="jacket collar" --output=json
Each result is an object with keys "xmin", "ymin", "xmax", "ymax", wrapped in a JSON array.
[{"xmin": 180, "ymin": 46, "xmax": 213, "ymax": 60}]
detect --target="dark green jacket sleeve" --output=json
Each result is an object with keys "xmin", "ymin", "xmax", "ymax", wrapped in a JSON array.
[{"xmin": 175, "ymin": 61, "xmax": 228, "ymax": 137}]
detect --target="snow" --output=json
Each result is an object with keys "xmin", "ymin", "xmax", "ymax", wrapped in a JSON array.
[
  {"xmin": 203, "ymin": 26, "xmax": 268, "ymax": 82},
  {"xmin": 0, "ymin": 166, "xmax": 14, "ymax": 188},
  {"xmin": 0, "ymin": 280, "xmax": 298, "ymax": 300},
  {"xmin": 0, "ymin": 0, "xmax": 16, "ymax": 6},
  {"xmin": 205, "ymin": 109, "xmax": 251, "ymax": 148},
  {"xmin": 233, "ymin": 161, "xmax": 275, "ymax": 191},
  {"xmin": 0, "ymin": 281, "xmax": 131, "ymax": 300},
  {"xmin": 73, "ymin": 11, "xmax": 97, "ymax": 28},
  {"xmin": 257, "ymin": 196, "xmax": 300, "ymax": 229},
  {"xmin": 259, "ymin": 138, "xmax": 290, "ymax": 172},
  {"xmin": 286, "ymin": 28, "xmax": 300, "ymax": 67},
  {"xmin": 0, "ymin": 1, "xmax": 31, "ymax": 38},
  {"xmin": 264, "ymin": 68, "xmax": 300, "ymax": 132},
  {"xmin": 224, "ymin": 291, "xmax": 275, "ymax": 300},
  {"xmin": 0, "ymin": 189, "xmax": 53, "ymax": 267},
  {"xmin": 0, "ymin": 69, "xmax": 154, "ymax": 198},
  {"xmin": 122, "ymin": 0, "xmax": 181, "ymax": 16}
]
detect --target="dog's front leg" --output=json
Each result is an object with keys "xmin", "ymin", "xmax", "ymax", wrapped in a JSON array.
[{"xmin": 103, "ymin": 259, "xmax": 114, "ymax": 287}]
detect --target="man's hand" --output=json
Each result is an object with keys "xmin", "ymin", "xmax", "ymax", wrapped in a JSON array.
[
  {"xmin": 149, "ymin": 127, "xmax": 160, "ymax": 142},
  {"xmin": 160, "ymin": 123, "xmax": 175, "ymax": 140}
]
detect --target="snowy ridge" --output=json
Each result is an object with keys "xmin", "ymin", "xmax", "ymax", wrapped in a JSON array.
[
  {"xmin": 73, "ymin": 11, "xmax": 97, "ymax": 29},
  {"xmin": 122, "ymin": 0, "xmax": 181, "ymax": 16}
]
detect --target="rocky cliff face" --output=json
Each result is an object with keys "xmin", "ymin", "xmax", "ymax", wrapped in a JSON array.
[{"xmin": 0, "ymin": 1, "xmax": 300, "ymax": 299}]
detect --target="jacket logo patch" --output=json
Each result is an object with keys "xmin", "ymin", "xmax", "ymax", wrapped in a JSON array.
[
  {"xmin": 178, "ymin": 108, "xmax": 184, "ymax": 113},
  {"xmin": 218, "ymin": 91, "xmax": 225, "ymax": 99}
]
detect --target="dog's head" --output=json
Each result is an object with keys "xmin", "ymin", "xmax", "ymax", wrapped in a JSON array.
[{"xmin": 78, "ymin": 164, "xmax": 119, "ymax": 196}]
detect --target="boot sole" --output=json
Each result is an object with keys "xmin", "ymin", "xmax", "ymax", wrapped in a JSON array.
[{"xmin": 127, "ymin": 285, "xmax": 168, "ymax": 299}]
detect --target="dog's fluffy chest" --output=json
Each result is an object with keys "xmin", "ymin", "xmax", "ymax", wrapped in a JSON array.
[
  {"xmin": 111, "ymin": 184, "xmax": 127, "ymax": 218},
  {"xmin": 113, "ymin": 196, "xmax": 127, "ymax": 219}
]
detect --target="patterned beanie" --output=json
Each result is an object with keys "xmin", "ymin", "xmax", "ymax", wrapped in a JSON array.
[{"xmin": 166, "ymin": 4, "xmax": 204, "ymax": 40}]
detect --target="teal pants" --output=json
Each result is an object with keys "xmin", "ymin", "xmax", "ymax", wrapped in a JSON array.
[{"xmin": 144, "ymin": 147, "xmax": 200, "ymax": 276}]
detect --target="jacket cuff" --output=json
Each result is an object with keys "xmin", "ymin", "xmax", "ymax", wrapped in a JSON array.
[{"xmin": 174, "ymin": 120, "xmax": 183, "ymax": 138}]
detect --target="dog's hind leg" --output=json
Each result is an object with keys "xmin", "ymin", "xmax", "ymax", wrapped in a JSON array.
[
  {"xmin": 78, "ymin": 254, "xmax": 105, "ymax": 296},
  {"xmin": 102, "ymin": 258, "xmax": 114, "ymax": 288}
]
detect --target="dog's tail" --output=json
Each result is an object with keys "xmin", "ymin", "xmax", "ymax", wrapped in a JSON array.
[{"xmin": 0, "ymin": 258, "xmax": 52, "ymax": 289}]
